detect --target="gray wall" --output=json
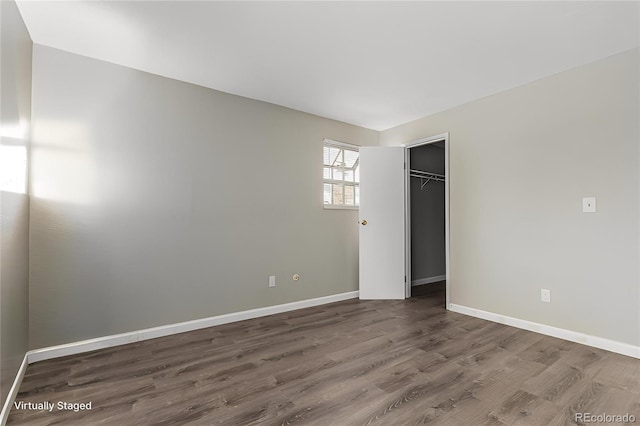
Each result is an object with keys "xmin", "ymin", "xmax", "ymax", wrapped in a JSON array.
[
  {"xmin": 410, "ymin": 144, "xmax": 445, "ymax": 283},
  {"xmin": 0, "ymin": 0, "xmax": 32, "ymax": 405},
  {"xmin": 382, "ymin": 48, "xmax": 640, "ymax": 346},
  {"xmin": 29, "ymin": 45, "xmax": 379, "ymax": 349}
]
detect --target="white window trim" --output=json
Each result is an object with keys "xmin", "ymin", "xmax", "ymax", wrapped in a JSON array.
[
  {"xmin": 323, "ymin": 138, "xmax": 359, "ymax": 150},
  {"xmin": 323, "ymin": 138, "xmax": 360, "ymax": 210},
  {"xmin": 323, "ymin": 204, "xmax": 359, "ymax": 211}
]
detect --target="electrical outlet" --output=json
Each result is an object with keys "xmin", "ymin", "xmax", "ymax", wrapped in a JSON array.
[
  {"xmin": 269, "ymin": 276, "xmax": 276, "ymax": 288},
  {"xmin": 541, "ymin": 288, "xmax": 551, "ymax": 303}
]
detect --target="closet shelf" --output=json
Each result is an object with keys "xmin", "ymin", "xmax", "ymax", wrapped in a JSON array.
[{"xmin": 409, "ymin": 169, "xmax": 445, "ymax": 189}]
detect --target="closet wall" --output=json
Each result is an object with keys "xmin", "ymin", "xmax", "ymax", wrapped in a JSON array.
[{"xmin": 410, "ymin": 143, "xmax": 445, "ymax": 285}]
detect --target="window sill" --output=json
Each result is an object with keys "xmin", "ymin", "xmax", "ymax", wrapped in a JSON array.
[{"xmin": 323, "ymin": 204, "xmax": 359, "ymax": 210}]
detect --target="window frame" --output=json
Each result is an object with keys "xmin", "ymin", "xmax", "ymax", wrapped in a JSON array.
[{"xmin": 323, "ymin": 138, "xmax": 360, "ymax": 210}]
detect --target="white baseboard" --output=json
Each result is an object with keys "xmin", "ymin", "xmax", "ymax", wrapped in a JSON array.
[
  {"xmin": 1, "ymin": 354, "xmax": 28, "ymax": 426},
  {"xmin": 27, "ymin": 290, "xmax": 360, "ymax": 364},
  {"xmin": 1, "ymin": 291, "xmax": 359, "ymax": 423},
  {"xmin": 0, "ymin": 291, "xmax": 360, "ymax": 426},
  {"xmin": 448, "ymin": 303, "xmax": 640, "ymax": 359},
  {"xmin": 412, "ymin": 275, "xmax": 446, "ymax": 286}
]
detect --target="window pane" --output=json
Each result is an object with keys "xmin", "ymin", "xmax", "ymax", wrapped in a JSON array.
[
  {"xmin": 332, "ymin": 184, "xmax": 344, "ymax": 205},
  {"xmin": 355, "ymin": 186, "xmax": 360, "ymax": 206},
  {"xmin": 332, "ymin": 168, "xmax": 343, "ymax": 181},
  {"xmin": 331, "ymin": 147, "xmax": 341, "ymax": 166},
  {"xmin": 354, "ymin": 165, "xmax": 360, "ymax": 183},
  {"xmin": 324, "ymin": 147, "xmax": 341, "ymax": 166},
  {"xmin": 344, "ymin": 185, "xmax": 355, "ymax": 206},
  {"xmin": 323, "ymin": 146, "xmax": 330, "ymax": 165},
  {"xmin": 324, "ymin": 184, "xmax": 332, "ymax": 204},
  {"xmin": 323, "ymin": 167, "xmax": 331, "ymax": 179},
  {"xmin": 344, "ymin": 149, "xmax": 358, "ymax": 168},
  {"xmin": 344, "ymin": 170, "xmax": 354, "ymax": 182}
]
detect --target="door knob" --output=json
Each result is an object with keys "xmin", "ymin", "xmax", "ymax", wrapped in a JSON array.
[{"xmin": 360, "ymin": 220, "xmax": 367, "ymax": 225}]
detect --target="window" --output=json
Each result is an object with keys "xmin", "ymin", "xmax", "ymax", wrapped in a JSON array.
[{"xmin": 323, "ymin": 139, "xmax": 359, "ymax": 209}]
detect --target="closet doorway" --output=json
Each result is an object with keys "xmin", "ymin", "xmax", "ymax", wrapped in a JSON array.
[{"xmin": 404, "ymin": 134, "xmax": 449, "ymax": 306}]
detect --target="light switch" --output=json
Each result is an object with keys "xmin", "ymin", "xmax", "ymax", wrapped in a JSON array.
[{"xmin": 582, "ymin": 197, "xmax": 596, "ymax": 213}]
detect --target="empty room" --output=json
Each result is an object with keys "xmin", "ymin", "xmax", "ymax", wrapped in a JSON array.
[{"xmin": 1, "ymin": 1, "xmax": 639, "ymax": 425}]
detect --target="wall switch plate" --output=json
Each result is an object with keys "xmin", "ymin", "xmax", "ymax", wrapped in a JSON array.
[
  {"xmin": 541, "ymin": 288, "xmax": 551, "ymax": 303},
  {"xmin": 269, "ymin": 276, "xmax": 276, "ymax": 288},
  {"xmin": 582, "ymin": 197, "xmax": 596, "ymax": 213}
]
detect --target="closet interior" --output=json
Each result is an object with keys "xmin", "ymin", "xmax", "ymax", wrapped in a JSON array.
[{"xmin": 408, "ymin": 141, "xmax": 446, "ymax": 301}]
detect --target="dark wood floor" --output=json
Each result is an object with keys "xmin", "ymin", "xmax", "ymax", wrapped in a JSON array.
[{"xmin": 8, "ymin": 283, "xmax": 640, "ymax": 425}]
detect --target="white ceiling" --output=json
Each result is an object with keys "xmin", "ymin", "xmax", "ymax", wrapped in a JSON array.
[{"xmin": 15, "ymin": 1, "xmax": 640, "ymax": 131}]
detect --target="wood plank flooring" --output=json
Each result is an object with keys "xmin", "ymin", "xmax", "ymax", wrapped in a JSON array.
[{"xmin": 7, "ymin": 283, "xmax": 640, "ymax": 425}]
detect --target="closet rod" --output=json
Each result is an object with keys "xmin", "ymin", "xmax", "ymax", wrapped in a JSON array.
[{"xmin": 409, "ymin": 169, "xmax": 445, "ymax": 189}]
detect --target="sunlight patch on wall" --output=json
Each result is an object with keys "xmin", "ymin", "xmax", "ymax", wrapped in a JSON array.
[
  {"xmin": 1, "ymin": 120, "xmax": 29, "ymax": 194},
  {"xmin": 30, "ymin": 120, "xmax": 97, "ymax": 205},
  {"xmin": 0, "ymin": 145, "xmax": 27, "ymax": 194}
]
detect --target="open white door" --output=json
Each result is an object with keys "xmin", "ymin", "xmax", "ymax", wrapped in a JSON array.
[{"xmin": 359, "ymin": 146, "xmax": 405, "ymax": 300}]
